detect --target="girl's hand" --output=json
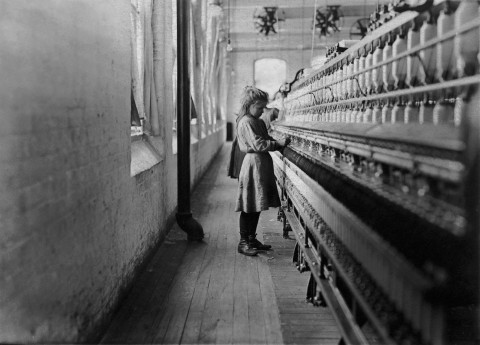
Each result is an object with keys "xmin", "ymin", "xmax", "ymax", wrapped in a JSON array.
[{"xmin": 276, "ymin": 137, "xmax": 290, "ymax": 147}]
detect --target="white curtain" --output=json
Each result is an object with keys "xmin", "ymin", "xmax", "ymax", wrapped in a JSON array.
[
  {"xmin": 131, "ymin": 0, "xmax": 174, "ymax": 138},
  {"xmin": 202, "ymin": 3, "xmax": 223, "ymax": 132},
  {"xmin": 152, "ymin": 0, "xmax": 174, "ymax": 138},
  {"xmin": 131, "ymin": 0, "xmax": 145, "ymax": 123},
  {"xmin": 132, "ymin": 0, "xmax": 225, "ymax": 140}
]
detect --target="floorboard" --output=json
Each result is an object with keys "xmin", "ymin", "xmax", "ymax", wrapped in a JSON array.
[
  {"xmin": 100, "ymin": 143, "xmax": 340, "ymax": 344},
  {"xmin": 261, "ymin": 208, "xmax": 341, "ymax": 345}
]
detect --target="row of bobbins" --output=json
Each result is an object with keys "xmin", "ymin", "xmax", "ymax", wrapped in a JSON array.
[{"xmin": 286, "ymin": 0, "xmax": 480, "ymax": 127}]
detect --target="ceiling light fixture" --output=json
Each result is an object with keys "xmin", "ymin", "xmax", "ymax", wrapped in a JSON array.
[
  {"xmin": 253, "ymin": 7, "xmax": 284, "ymax": 36},
  {"xmin": 314, "ymin": 5, "xmax": 344, "ymax": 37}
]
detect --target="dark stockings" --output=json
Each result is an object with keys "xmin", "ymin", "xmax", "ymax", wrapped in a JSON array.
[{"xmin": 239, "ymin": 211, "xmax": 260, "ymax": 239}]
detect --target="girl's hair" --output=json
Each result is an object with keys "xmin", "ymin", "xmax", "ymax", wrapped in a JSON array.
[{"xmin": 239, "ymin": 86, "xmax": 269, "ymax": 117}]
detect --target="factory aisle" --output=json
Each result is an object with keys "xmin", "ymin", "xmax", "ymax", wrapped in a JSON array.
[{"xmin": 100, "ymin": 143, "xmax": 340, "ymax": 344}]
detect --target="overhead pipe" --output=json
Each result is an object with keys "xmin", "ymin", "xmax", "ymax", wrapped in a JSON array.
[{"xmin": 176, "ymin": 0, "xmax": 204, "ymax": 241}]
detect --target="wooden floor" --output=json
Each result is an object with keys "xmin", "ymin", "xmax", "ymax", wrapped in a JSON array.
[{"xmin": 101, "ymin": 143, "xmax": 340, "ymax": 344}]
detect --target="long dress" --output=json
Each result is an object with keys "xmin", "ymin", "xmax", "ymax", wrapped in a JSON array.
[{"xmin": 235, "ymin": 114, "xmax": 280, "ymax": 213}]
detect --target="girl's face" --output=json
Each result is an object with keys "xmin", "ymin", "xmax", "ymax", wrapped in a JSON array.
[{"xmin": 249, "ymin": 100, "xmax": 268, "ymax": 118}]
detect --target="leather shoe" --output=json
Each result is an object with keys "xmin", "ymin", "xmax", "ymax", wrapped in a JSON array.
[
  {"xmin": 248, "ymin": 235, "xmax": 272, "ymax": 250},
  {"xmin": 238, "ymin": 240, "xmax": 258, "ymax": 256}
]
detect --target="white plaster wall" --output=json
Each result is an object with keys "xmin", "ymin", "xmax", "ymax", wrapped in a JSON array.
[{"xmin": 0, "ymin": 1, "xmax": 131, "ymax": 341}]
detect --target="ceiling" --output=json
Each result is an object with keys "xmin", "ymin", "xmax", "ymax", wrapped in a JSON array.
[{"xmin": 223, "ymin": 0, "xmax": 381, "ymax": 52}]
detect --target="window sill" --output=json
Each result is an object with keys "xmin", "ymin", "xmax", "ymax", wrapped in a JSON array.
[{"xmin": 130, "ymin": 134, "xmax": 165, "ymax": 177}]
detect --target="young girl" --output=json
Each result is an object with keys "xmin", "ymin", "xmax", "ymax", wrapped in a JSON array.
[{"xmin": 235, "ymin": 86, "xmax": 290, "ymax": 256}]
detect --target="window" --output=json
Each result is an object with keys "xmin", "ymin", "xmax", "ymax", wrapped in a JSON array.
[
  {"xmin": 131, "ymin": 89, "xmax": 143, "ymax": 136},
  {"xmin": 254, "ymin": 58, "xmax": 287, "ymax": 100},
  {"xmin": 130, "ymin": 0, "xmax": 145, "ymax": 137}
]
